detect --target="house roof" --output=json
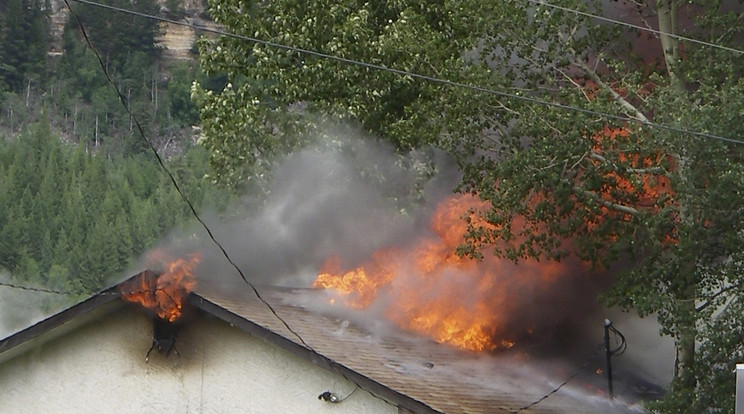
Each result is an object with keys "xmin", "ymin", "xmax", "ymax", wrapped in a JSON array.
[{"xmin": 0, "ymin": 274, "xmax": 646, "ymax": 414}]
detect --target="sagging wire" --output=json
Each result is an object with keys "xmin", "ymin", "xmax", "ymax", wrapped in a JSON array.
[
  {"xmin": 524, "ymin": 0, "xmax": 744, "ymax": 56},
  {"xmin": 60, "ymin": 0, "xmax": 312, "ymax": 351},
  {"xmin": 65, "ymin": 0, "xmax": 744, "ymax": 146},
  {"xmin": 0, "ymin": 280, "xmax": 177, "ymax": 304},
  {"xmin": 58, "ymin": 3, "xmax": 397, "ymax": 410},
  {"xmin": 0, "ymin": 281, "xmax": 81, "ymax": 296},
  {"xmin": 607, "ymin": 321, "xmax": 627, "ymax": 357},
  {"xmin": 513, "ymin": 343, "xmax": 605, "ymax": 413}
]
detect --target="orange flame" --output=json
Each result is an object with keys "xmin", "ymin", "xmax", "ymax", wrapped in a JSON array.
[
  {"xmin": 121, "ymin": 251, "xmax": 201, "ymax": 322},
  {"xmin": 591, "ymin": 126, "xmax": 674, "ymax": 210},
  {"xmin": 313, "ymin": 194, "xmax": 574, "ymax": 352},
  {"xmin": 585, "ymin": 126, "xmax": 677, "ymax": 243}
]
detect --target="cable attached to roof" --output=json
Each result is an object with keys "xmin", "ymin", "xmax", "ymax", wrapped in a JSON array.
[
  {"xmin": 61, "ymin": 0, "xmax": 313, "ymax": 351},
  {"xmin": 318, "ymin": 386, "xmax": 359, "ymax": 403},
  {"xmin": 513, "ymin": 343, "xmax": 604, "ymax": 413}
]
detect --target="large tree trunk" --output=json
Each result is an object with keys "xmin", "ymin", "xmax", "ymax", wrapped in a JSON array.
[
  {"xmin": 672, "ymin": 284, "xmax": 697, "ymax": 413},
  {"xmin": 658, "ymin": 2, "xmax": 695, "ymax": 405},
  {"xmin": 657, "ymin": 0, "xmax": 681, "ymax": 86},
  {"xmin": 675, "ymin": 288, "xmax": 696, "ymax": 385}
]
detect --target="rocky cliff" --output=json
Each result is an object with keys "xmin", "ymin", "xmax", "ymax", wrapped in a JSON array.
[{"xmin": 47, "ymin": 0, "xmax": 216, "ymax": 62}]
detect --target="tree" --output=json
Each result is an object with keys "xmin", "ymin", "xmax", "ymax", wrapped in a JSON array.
[
  {"xmin": 195, "ymin": 0, "xmax": 744, "ymax": 411},
  {"xmin": 167, "ymin": 62, "xmax": 200, "ymax": 127},
  {"xmin": 194, "ymin": 0, "xmax": 495, "ymax": 189},
  {"xmin": 0, "ymin": 0, "xmax": 49, "ymax": 92},
  {"xmin": 66, "ymin": 0, "xmax": 161, "ymax": 74}
]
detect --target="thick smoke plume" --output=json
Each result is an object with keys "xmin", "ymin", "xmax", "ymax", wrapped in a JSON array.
[
  {"xmin": 149, "ymin": 128, "xmax": 673, "ymax": 398},
  {"xmin": 163, "ymin": 131, "xmax": 434, "ymax": 289}
]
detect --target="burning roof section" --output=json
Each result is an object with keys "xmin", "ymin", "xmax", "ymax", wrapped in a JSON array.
[
  {"xmin": 119, "ymin": 252, "xmax": 200, "ymax": 322},
  {"xmin": 192, "ymin": 282, "xmax": 647, "ymax": 414}
]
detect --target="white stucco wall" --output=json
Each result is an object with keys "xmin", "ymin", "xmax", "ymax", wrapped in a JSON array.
[{"xmin": 0, "ymin": 305, "xmax": 396, "ymax": 413}]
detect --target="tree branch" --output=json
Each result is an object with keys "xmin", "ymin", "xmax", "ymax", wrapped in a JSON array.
[
  {"xmin": 555, "ymin": 66, "xmax": 592, "ymax": 102},
  {"xmin": 657, "ymin": 0, "xmax": 681, "ymax": 87},
  {"xmin": 696, "ymin": 281, "xmax": 744, "ymax": 313},
  {"xmin": 574, "ymin": 60, "xmax": 649, "ymax": 123},
  {"xmin": 589, "ymin": 152, "xmax": 668, "ymax": 175},
  {"xmin": 573, "ymin": 186, "xmax": 641, "ymax": 216}
]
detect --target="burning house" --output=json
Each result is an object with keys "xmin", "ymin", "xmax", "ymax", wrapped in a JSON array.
[
  {"xmin": 0, "ymin": 258, "xmax": 649, "ymax": 413},
  {"xmin": 0, "ymin": 134, "xmax": 672, "ymax": 412}
]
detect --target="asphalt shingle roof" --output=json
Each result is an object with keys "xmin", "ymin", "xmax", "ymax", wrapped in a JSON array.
[{"xmin": 191, "ymin": 282, "xmax": 645, "ymax": 414}]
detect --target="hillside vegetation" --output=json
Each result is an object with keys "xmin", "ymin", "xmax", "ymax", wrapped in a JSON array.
[{"xmin": 0, "ymin": 0, "xmax": 231, "ymax": 315}]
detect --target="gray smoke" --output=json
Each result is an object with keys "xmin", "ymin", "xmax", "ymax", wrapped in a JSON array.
[
  {"xmin": 0, "ymin": 271, "xmax": 73, "ymax": 338},
  {"xmin": 152, "ymin": 128, "xmax": 448, "ymax": 291},
  {"xmin": 144, "ymin": 127, "xmax": 674, "ymax": 399}
]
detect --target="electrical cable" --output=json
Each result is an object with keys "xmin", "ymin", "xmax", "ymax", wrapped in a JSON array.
[
  {"xmin": 24, "ymin": 4, "xmax": 406, "ymax": 403},
  {"xmin": 513, "ymin": 343, "xmax": 604, "ymax": 413},
  {"xmin": 524, "ymin": 0, "xmax": 744, "ymax": 56},
  {"xmin": 0, "ymin": 280, "xmax": 189, "ymax": 310},
  {"xmin": 66, "ymin": 0, "xmax": 744, "ymax": 146},
  {"xmin": 608, "ymin": 324, "xmax": 627, "ymax": 357},
  {"xmin": 60, "ymin": 4, "xmax": 399, "ymax": 410},
  {"xmin": 61, "ymin": 0, "xmax": 312, "ymax": 350},
  {"xmin": 0, "ymin": 281, "xmax": 80, "ymax": 296}
]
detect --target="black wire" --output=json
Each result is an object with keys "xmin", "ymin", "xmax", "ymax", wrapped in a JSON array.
[
  {"xmin": 525, "ymin": 0, "xmax": 744, "ymax": 55},
  {"xmin": 514, "ymin": 344, "xmax": 604, "ymax": 412},
  {"xmin": 57, "ymin": 7, "xmax": 428, "ymax": 410},
  {"xmin": 0, "ymin": 280, "xmax": 188, "ymax": 308},
  {"xmin": 66, "ymin": 0, "xmax": 744, "ymax": 146},
  {"xmin": 335, "ymin": 385, "xmax": 359, "ymax": 402},
  {"xmin": 0, "ymin": 281, "xmax": 81, "ymax": 296},
  {"xmin": 609, "ymin": 324, "xmax": 627, "ymax": 356},
  {"xmin": 61, "ymin": 0, "xmax": 312, "ymax": 350}
]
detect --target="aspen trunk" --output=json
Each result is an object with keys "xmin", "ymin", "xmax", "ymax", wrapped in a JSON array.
[{"xmin": 657, "ymin": 0, "xmax": 681, "ymax": 86}]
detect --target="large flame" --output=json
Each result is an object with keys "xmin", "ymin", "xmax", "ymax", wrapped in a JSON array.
[
  {"xmin": 121, "ymin": 251, "xmax": 201, "ymax": 322},
  {"xmin": 314, "ymin": 194, "xmax": 571, "ymax": 351},
  {"xmin": 314, "ymin": 127, "xmax": 676, "ymax": 352}
]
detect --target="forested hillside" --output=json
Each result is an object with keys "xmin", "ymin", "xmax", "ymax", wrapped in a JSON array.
[
  {"xmin": 0, "ymin": 0, "xmax": 230, "ymax": 324},
  {"xmin": 0, "ymin": 118, "xmax": 229, "ymax": 290},
  {"xmin": 0, "ymin": 0, "xmax": 216, "ymax": 154}
]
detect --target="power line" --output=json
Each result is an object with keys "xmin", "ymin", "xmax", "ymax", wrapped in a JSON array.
[
  {"xmin": 0, "ymin": 281, "xmax": 81, "ymax": 296},
  {"xmin": 67, "ymin": 0, "xmax": 744, "ymax": 146},
  {"xmin": 46, "ymin": 5, "xmax": 420, "ymax": 408},
  {"xmin": 0, "ymin": 281, "xmax": 192, "ymax": 305},
  {"xmin": 62, "ymin": 0, "xmax": 313, "ymax": 350},
  {"xmin": 525, "ymin": 0, "xmax": 744, "ymax": 56},
  {"xmin": 514, "ymin": 344, "xmax": 604, "ymax": 413}
]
